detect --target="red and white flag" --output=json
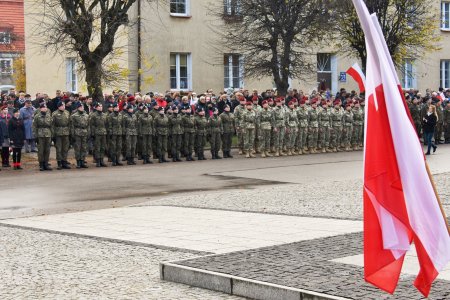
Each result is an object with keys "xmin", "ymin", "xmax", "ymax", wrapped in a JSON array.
[
  {"xmin": 346, "ymin": 63, "xmax": 366, "ymax": 92},
  {"xmin": 351, "ymin": 0, "xmax": 450, "ymax": 297}
]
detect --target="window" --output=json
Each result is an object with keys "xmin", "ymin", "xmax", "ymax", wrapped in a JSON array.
[
  {"xmin": 0, "ymin": 59, "xmax": 13, "ymax": 75},
  {"xmin": 170, "ymin": 53, "xmax": 191, "ymax": 90},
  {"xmin": 224, "ymin": 0, "xmax": 241, "ymax": 16},
  {"xmin": 441, "ymin": 60, "xmax": 450, "ymax": 89},
  {"xmin": 66, "ymin": 58, "xmax": 77, "ymax": 92},
  {"xmin": 442, "ymin": 1, "xmax": 450, "ymax": 30},
  {"xmin": 170, "ymin": 0, "xmax": 189, "ymax": 16},
  {"xmin": 0, "ymin": 32, "xmax": 11, "ymax": 44},
  {"xmin": 402, "ymin": 59, "xmax": 416, "ymax": 89},
  {"xmin": 224, "ymin": 54, "xmax": 243, "ymax": 89}
]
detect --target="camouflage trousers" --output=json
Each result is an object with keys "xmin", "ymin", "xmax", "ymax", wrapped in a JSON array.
[
  {"xmin": 253, "ymin": 126, "xmax": 260, "ymax": 151},
  {"xmin": 73, "ymin": 135, "xmax": 88, "ymax": 160},
  {"xmin": 171, "ymin": 134, "xmax": 182, "ymax": 157},
  {"xmin": 141, "ymin": 134, "xmax": 153, "ymax": 158},
  {"xmin": 55, "ymin": 135, "xmax": 70, "ymax": 161},
  {"xmin": 330, "ymin": 126, "xmax": 342, "ymax": 148},
  {"xmin": 126, "ymin": 135, "xmax": 137, "ymax": 159},
  {"xmin": 109, "ymin": 135, "xmax": 122, "ymax": 160},
  {"xmin": 287, "ymin": 127, "xmax": 298, "ymax": 149},
  {"xmin": 273, "ymin": 127, "xmax": 285, "ymax": 150},
  {"xmin": 435, "ymin": 123, "xmax": 444, "ymax": 142},
  {"xmin": 342, "ymin": 125, "xmax": 353, "ymax": 147},
  {"xmin": 296, "ymin": 127, "xmax": 308, "ymax": 150},
  {"xmin": 210, "ymin": 132, "xmax": 221, "ymax": 153},
  {"xmin": 196, "ymin": 134, "xmax": 207, "ymax": 155},
  {"xmin": 94, "ymin": 135, "xmax": 107, "ymax": 160},
  {"xmin": 318, "ymin": 127, "xmax": 330, "ymax": 149},
  {"xmin": 260, "ymin": 128, "xmax": 272, "ymax": 151},
  {"xmin": 167, "ymin": 134, "xmax": 173, "ymax": 157},
  {"xmin": 445, "ymin": 123, "xmax": 450, "ymax": 142},
  {"xmin": 221, "ymin": 133, "xmax": 233, "ymax": 153},
  {"xmin": 37, "ymin": 137, "xmax": 51, "ymax": 163},
  {"xmin": 243, "ymin": 128, "xmax": 255, "ymax": 151},
  {"xmin": 183, "ymin": 132, "xmax": 195, "ymax": 156},
  {"xmin": 136, "ymin": 134, "xmax": 142, "ymax": 157},
  {"xmin": 236, "ymin": 128, "xmax": 245, "ymax": 151},
  {"xmin": 414, "ymin": 122, "xmax": 422, "ymax": 138},
  {"xmin": 156, "ymin": 134, "xmax": 168, "ymax": 158},
  {"xmin": 351, "ymin": 125, "xmax": 363, "ymax": 147},
  {"xmin": 308, "ymin": 127, "xmax": 319, "ymax": 148}
]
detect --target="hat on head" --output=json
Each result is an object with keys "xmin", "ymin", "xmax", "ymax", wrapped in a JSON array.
[
  {"xmin": 299, "ymin": 99, "xmax": 306, "ymax": 105},
  {"xmin": 333, "ymin": 100, "xmax": 340, "ymax": 106},
  {"xmin": 321, "ymin": 100, "xmax": 327, "ymax": 106},
  {"xmin": 311, "ymin": 99, "xmax": 318, "ymax": 105},
  {"xmin": 262, "ymin": 100, "xmax": 268, "ymax": 105},
  {"xmin": 275, "ymin": 98, "xmax": 282, "ymax": 103},
  {"xmin": 246, "ymin": 101, "xmax": 253, "ymax": 106},
  {"xmin": 93, "ymin": 102, "xmax": 101, "ymax": 108},
  {"xmin": 288, "ymin": 100, "xmax": 295, "ymax": 106},
  {"xmin": 346, "ymin": 103, "xmax": 352, "ymax": 108},
  {"xmin": 39, "ymin": 103, "xmax": 47, "ymax": 108},
  {"xmin": 75, "ymin": 102, "xmax": 83, "ymax": 109},
  {"xmin": 128, "ymin": 96, "xmax": 135, "ymax": 102},
  {"xmin": 57, "ymin": 101, "xmax": 65, "ymax": 108},
  {"xmin": 252, "ymin": 96, "xmax": 258, "ymax": 102}
]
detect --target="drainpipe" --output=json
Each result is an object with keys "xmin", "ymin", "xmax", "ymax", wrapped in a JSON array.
[{"xmin": 137, "ymin": 0, "xmax": 142, "ymax": 92}]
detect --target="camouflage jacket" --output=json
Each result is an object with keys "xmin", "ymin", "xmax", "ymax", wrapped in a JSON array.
[
  {"xmin": 209, "ymin": 115, "xmax": 221, "ymax": 133},
  {"xmin": 308, "ymin": 108, "xmax": 319, "ymax": 128},
  {"xmin": 52, "ymin": 110, "xmax": 71, "ymax": 136},
  {"xmin": 352, "ymin": 107, "xmax": 364, "ymax": 126},
  {"xmin": 273, "ymin": 106, "xmax": 286, "ymax": 128},
  {"xmin": 219, "ymin": 112, "xmax": 235, "ymax": 133},
  {"xmin": 182, "ymin": 114, "xmax": 196, "ymax": 134},
  {"xmin": 70, "ymin": 110, "xmax": 90, "ymax": 137},
  {"xmin": 242, "ymin": 109, "xmax": 257, "ymax": 130},
  {"xmin": 138, "ymin": 113, "xmax": 154, "ymax": 136},
  {"xmin": 343, "ymin": 111, "xmax": 354, "ymax": 127},
  {"xmin": 154, "ymin": 114, "xmax": 169, "ymax": 135},
  {"xmin": 330, "ymin": 108, "xmax": 344, "ymax": 127},
  {"xmin": 436, "ymin": 105, "xmax": 444, "ymax": 124},
  {"xmin": 32, "ymin": 112, "xmax": 53, "ymax": 138},
  {"xmin": 318, "ymin": 107, "xmax": 331, "ymax": 128},
  {"xmin": 297, "ymin": 107, "xmax": 309, "ymax": 128},
  {"xmin": 194, "ymin": 116, "xmax": 208, "ymax": 135},
  {"xmin": 259, "ymin": 108, "xmax": 274, "ymax": 130},
  {"xmin": 169, "ymin": 114, "xmax": 183, "ymax": 135},
  {"xmin": 444, "ymin": 106, "xmax": 450, "ymax": 124},
  {"xmin": 286, "ymin": 108, "xmax": 298, "ymax": 128},
  {"xmin": 89, "ymin": 111, "xmax": 108, "ymax": 136},
  {"xmin": 122, "ymin": 112, "xmax": 138, "ymax": 136},
  {"xmin": 107, "ymin": 112, "xmax": 122, "ymax": 136},
  {"xmin": 233, "ymin": 105, "xmax": 246, "ymax": 128},
  {"xmin": 408, "ymin": 103, "xmax": 421, "ymax": 123}
]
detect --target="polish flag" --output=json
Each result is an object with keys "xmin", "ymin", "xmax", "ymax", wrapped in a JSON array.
[
  {"xmin": 351, "ymin": 0, "xmax": 450, "ymax": 297},
  {"xmin": 346, "ymin": 63, "xmax": 366, "ymax": 92}
]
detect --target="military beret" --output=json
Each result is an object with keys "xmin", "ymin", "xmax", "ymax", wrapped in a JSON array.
[
  {"xmin": 252, "ymin": 96, "xmax": 258, "ymax": 102},
  {"xmin": 172, "ymin": 105, "xmax": 178, "ymax": 110},
  {"xmin": 93, "ymin": 102, "xmax": 102, "ymax": 108},
  {"xmin": 75, "ymin": 102, "xmax": 83, "ymax": 109},
  {"xmin": 288, "ymin": 100, "xmax": 295, "ymax": 106},
  {"xmin": 138, "ymin": 103, "xmax": 144, "ymax": 108},
  {"xmin": 321, "ymin": 100, "xmax": 327, "ymax": 106},
  {"xmin": 246, "ymin": 101, "xmax": 253, "ymax": 106},
  {"xmin": 268, "ymin": 98, "xmax": 274, "ymax": 102},
  {"xmin": 127, "ymin": 104, "xmax": 134, "ymax": 110},
  {"xmin": 275, "ymin": 98, "xmax": 282, "ymax": 103},
  {"xmin": 108, "ymin": 103, "xmax": 115, "ymax": 108},
  {"xmin": 57, "ymin": 101, "xmax": 64, "ymax": 108},
  {"xmin": 310, "ymin": 99, "xmax": 317, "ymax": 104},
  {"xmin": 0, "ymin": 106, "xmax": 6, "ymax": 110},
  {"xmin": 346, "ymin": 103, "xmax": 352, "ymax": 108},
  {"xmin": 128, "ymin": 96, "xmax": 135, "ymax": 102},
  {"xmin": 333, "ymin": 100, "xmax": 340, "ymax": 106},
  {"xmin": 39, "ymin": 103, "xmax": 47, "ymax": 108},
  {"xmin": 299, "ymin": 99, "xmax": 306, "ymax": 105},
  {"xmin": 197, "ymin": 107, "xmax": 204, "ymax": 112},
  {"xmin": 157, "ymin": 107, "xmax": 164, "ymax": 112},
  {"xmin": 262, "ymin": 100, "xmax": 268, "ymax": 105}
]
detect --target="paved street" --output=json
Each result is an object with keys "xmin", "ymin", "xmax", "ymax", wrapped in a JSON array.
[{"xmin": 0, "ymin": 145, "xmax": 449, "ymax": 299}]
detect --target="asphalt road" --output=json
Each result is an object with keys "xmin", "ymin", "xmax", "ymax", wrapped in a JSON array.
[{"xmin": 1, "ymin": 145, "xmax": 448, "ymax": 220}]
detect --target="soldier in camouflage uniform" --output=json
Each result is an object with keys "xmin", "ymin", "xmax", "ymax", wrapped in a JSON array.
[
  {"xmin": 70, "ymin": 102, "xmax": 90, "ymax": 169},
  {"xmin": 123, "ymin": 104, "xmax": 138, "ymax": 165},
  {"xmin": 444, "ymin": 101, "xmax": 450, "ymax": 143},
  {"xmin": 219, "ymin": 104, "xmax": 234, "ymax": 158},
  {"xmin": 272, "ymin": 98, "xmax": 286, "ymax": 157},
  {"xmin": 166, "ymin": 106, "xmax": 173, "ymax": 158},
  {"xmin": 233, "ymin": 94, "xmax": 247, "ymax": 155},
  {"xmin": 138, "ymin": 105, "xmax": 154, "ymax": 164},
  {"xmin": 209, "ymin": 108, "xmax": 222, "ymax": 159},
  {"xmin": 307, "ymin": 99, "xmax": 319, "ymax": 154},
  {"xmin": 181, "ymin": 106, "xmax": 196, "ymax": 161},
  {"xmin": 242, "ymin": 101, "xmax": 257, "ymax": 158},
  {"xmin": 252, "ymin": 96, "xmax": 262, "ymax": 154},
  {"xmin": 286, "ymin": 100, "xmax": 298, "ymax": 156},
  {"xmin": 351, "ymin": 100, "xmax": 364, "ymax": 150},
  {"xmin": 52, "ymin": 101, "xmax": 71, "ymax": 170},
  {"xmin": 154, "ymin": 107, "xmax": 169, "ymax": 163},
  {"xmin": 342, "ymin": 103, "xmax": 354, "ymax": 151},
  {"xmin": 296, "ymin": 98, "xmax": 309, "ymax": 155},
  {"xmin": 89, "ymin": 103, "xmax": 108, "ymax": 167},
  {"xmin": 435, "ymin": 100, "xmax": 444, "ymax": 143},
  {"xmin": 119, "ymin": 106, "xmax": 128, "ymax": 161},
  {"xmin": 135, "ymin": 103, "xmax": 144, "ymax": 160},
  {"xmin": 107, "ymin": 104, "xmax": 123, "ymax": 166},
  {"xmin": 330, "ymin": 100, "xmax": 344, "ymax": 152},
  {"xmin": 409, "ymin": 97, "xmax": 422, "ymax": 137},
  {"xmin": 259, "ymin": 100, "xmax": 274, "ymax": 158},
  {"xmin": 33, "ymin": 103, "xmax": 53, "ymax": 171},
  {"xmin": 169, "ymin": 106, "xmax": 183, "ymax": 162},
  {"xmin": 318, "ymin": 100, "xmax": 332, "ymax": 153},
  {"xmin": 194, "ymin": 108, "xmax": 208, "ymax": 160}
]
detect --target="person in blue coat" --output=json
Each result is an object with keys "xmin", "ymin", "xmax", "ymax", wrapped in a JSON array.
[{"xmin": 19, "ymin": 99, "xmax": 37, "ymax": 153}]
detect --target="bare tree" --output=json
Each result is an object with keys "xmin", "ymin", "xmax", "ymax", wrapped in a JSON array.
[
  {"xmin": 215, "ymin": 0, "xmax": 332, "ymax": 96},
  {"xmin": 335, "ymin": 0, "xmax": 440, "ymax": 73},
  {"xmin": 29, "ymin": 0, "xmax": 151, "ymax": 101}
]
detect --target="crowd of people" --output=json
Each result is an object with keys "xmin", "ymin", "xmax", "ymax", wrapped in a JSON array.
[{"xmin": 0, "ymin": 86, "xmax": 449, "ymax": 171}]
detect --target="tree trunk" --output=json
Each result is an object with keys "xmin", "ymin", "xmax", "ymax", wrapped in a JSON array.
[
  {"xmin": 85, "ymin": 60, "xmax": 104, "ymax": 102},
  {"xmin": 275, "ymin": 79, "xmax": 289, "ymax": 96}
]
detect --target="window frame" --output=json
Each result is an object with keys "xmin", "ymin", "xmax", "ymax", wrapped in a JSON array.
[
  {"xmin": 223, "ymin": 0, "xmax": 241, "ymax": 17},
  {"xmin": 0, "ymin": 31, "xmax": 11, "ymax": 44},
  {"xmin": 441, "ymin": 1, "xmax": 450, "ymax": 30},
  {"xmin": 224, "ymin": 53, "xmax": 244, "ymax": 90},
  {"xmin": 441, "ymin": 59, "xmax": 450, "ymax": 89},
  {"xmin": 66, "ymin": 58, "xmax": 78, "ymax": 93},
  {"xmin": 402, "ymin": 59, "xmax": 416, "ymax": 89},
  {"xmin": 170, "ymin": 53, "xmax": 192, "ymax": 91},
  {"xmin": 0, "ymin": 58, "xmax": 13, "ymax": 75},
  {"xmin": 170, "ymin": 0, "xmax": 190, "ymax": 17}
]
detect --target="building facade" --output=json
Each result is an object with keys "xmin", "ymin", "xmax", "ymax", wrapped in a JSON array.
[
  {"xmin": 24, "ymin": 0, "xmax": 450, "ymax": 96},
  {"xmin": 0, "ymin": 0, "xmax": 25, "ymax": 90}
]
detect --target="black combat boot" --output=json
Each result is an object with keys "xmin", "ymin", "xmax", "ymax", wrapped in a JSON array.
[
  {"xmin": 222, "ymin": 151, "xmax": 228, "ymax": 158},
  {"xmin": 172, "ymin": 152, "xmax": 177, "ymax": 162},
  {"xmin": 216, "ymin": 151, "xmax": 222, "ymax": 159},
  {"xmin": 81, "ymin": 159, "xmax": 89, "ymax": 168},
  {"xmin": 96, "ymin": 159, "xmax": 101, "ymax": 167},
  {"xmin": 143, "ymin": 156, "xmax": 148, "ymax": 164},
  {"xmin": 44, "ymin": 162, "xmax": 52, "ymax": 171},
  {"xmin": 57, "ymin": 161, "xmax": 62, "ymax": 170},
  {"xmin": 227, "ymin": 151, "xmax": 233, "ymax": 158},
  {"xmin": 76, "ymin": 160, "xmax": 81, "ymax": 169},
  {"xmin": 116, "ymin": 156, "xmax": 123, "ymax": 166},
  {"xmin": 39, "ymin": 162, "xmax": 45, "ymax": 171},
  {"xmin": 112, "ymin": 157, "xmax": 117, "ymax": 166},
  {"xmin": 211, "ymin": 151, "xmax": 216, "ymax": 159},
  {"xmin": 100, "ymin": 159, "xmax": 107, "ymax": 167},
  {"xmin": 127, "ymin": 157, "xmax": 134, "ymax": 165},
  {"xmin": 162, "ymin": 155, "xmax": 169, "ymax": 163},
  {"xmin": 62, "ymin": 161, "xmax": 71, "ymax": 169},
  {"xmin": 176, "ymin": 153, "xmax": 182, "ymax": 162}
]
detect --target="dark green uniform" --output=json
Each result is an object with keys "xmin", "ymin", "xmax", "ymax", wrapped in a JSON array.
[
  {"xmin": 107, "ymin": 111, "xmax": 123, "ymax": 165},
  {"xmin": 209, "ymin": 114, "xmax": 222, "ymax": 159},
  {"xmin": 138, "ymin": 112, "xmax": 154, "ymax": 164},
  {"xmin": 33, "ymin": 111, "xmax": 53, "ymax": 170},
  {"xmin": 123, "ymin": 112, "xmax": 138, "ymax": 164},
  {"xmin": 408, "ymin": 102, "xmax": 421, "ymax": 137},
  {"xmin": 119, "ymin": 110, "xmax": 128, "ymax": 161},
  {"xmin": 52, "ymin": 109, "xmax": 71, "ymax": 168},
  {"xmin": 435, "ymin": 105, "xmax": 444, "ymax": 143},
  {"xmin": 182, "ymin": 113, "xmax": 196, "ymax": 161},
  {"xmin": 169, "ymin": 113, "xmax": 183, "ymax": 161},
  {"xmin": 219, "ymin": 111, "xmax": 234, "ymax": 158},
  {"xmin": 135, "ymin": 109, "xmax": 144, "ymax": 159},
  {"xmin": 154, "ymin": 113, "xmax": 169, "ymax": 162},
  {"xmin": 194, "ymin": 115, "xmax": 208, "ymax": 160},
  {"xmin": 70, "ymin": 110, "xmax": 90, "ymax": 168},
  {"xmin": 444, "ymin": 105, "xmax": 450, "ymax": 143},
  {"xmin": 89, "ymin": 110, "xmax": 108, "ymax": 166}
]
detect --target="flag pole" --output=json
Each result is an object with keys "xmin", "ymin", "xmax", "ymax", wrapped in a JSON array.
[{"xmin": 424, "ymin": 161, "xmax": 450, "ymax": 235}]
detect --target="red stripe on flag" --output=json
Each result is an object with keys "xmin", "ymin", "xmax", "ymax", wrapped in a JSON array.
[{"xmin": 347, "ymin": 67, "xmax": 365, "ymax": 92}]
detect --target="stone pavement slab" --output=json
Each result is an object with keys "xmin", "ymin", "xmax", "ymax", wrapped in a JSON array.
[
  {"xmin": 0, "ymin": 206, "xmax": 362, "ymax": 254},
  {"xmin": 164, "ymin": 232, "xmax": 450, "ymax": 300}
]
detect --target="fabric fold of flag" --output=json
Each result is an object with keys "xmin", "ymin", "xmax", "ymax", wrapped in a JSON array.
[
  {"xmin": 346, "ymin": 63, "xmax": 366, "ymax": 92},
  {"xmin": 351, "ymin": 0, "xmax": 450, "ymax": 297}
]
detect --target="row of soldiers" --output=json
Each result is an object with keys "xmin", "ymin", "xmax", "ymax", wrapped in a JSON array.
[
  {"xmin": 32, "ymin": 100, "xmax": 236, "ymax": 171},
  {"xmin": 233, "ymin": 94, "xmax": 364, "ymax": 158}
]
